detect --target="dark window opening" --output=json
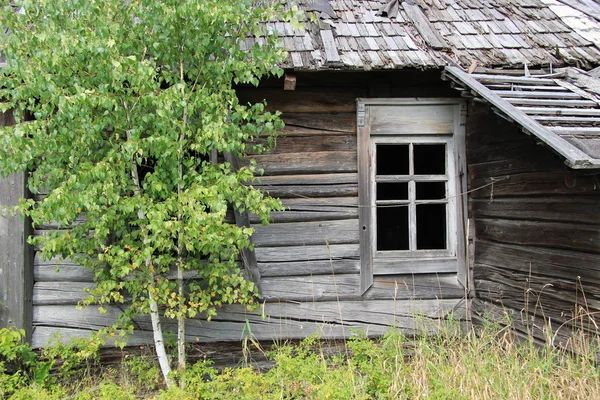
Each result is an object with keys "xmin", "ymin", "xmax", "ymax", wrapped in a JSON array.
[
  {"xmin": 377, "ymin": 145, "xmax": 409, "ymax": 175},
  {"xmin": 416, "ymin": 204, "xmax": 447, "ymax": 249},
  {"xmin": 416, "ymin": 182, "xmax": 446, "ymax": 200},
  {"xmin": 377, "ymin": 206, "xmax": 409, "ymax": 251},
  {"xmin": 414, "ymin": 144, "xmax": 446, "ymax": 175},
  {"xmin": 377, "ymin": 182, "xmax": 408, "ymax": 200}
]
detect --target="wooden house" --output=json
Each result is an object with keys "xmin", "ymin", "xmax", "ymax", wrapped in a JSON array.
[{"xmin": 1, "ymin": 0, "xmax": 600, "ymax": 349}]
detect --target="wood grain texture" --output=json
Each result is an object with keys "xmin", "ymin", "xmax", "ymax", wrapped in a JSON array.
[
  {"xmin": 369, "ymin": 104, "xmax": 455, "ymax": 135},
  {"xmin": 237, "ymin": 88, "xmax": 362, "ymax": 113},
  {"xmin": 252, "ymin": 219, "xmax": 359, "ymax": 247},
  {"xmin": 0, "ymin": 170, "xmax": 33, "ymax": 337},
  {"xmin": 254, "ymin": 244, "xmax": 360, "ymax": 263},
  {"xmin": 32, "ymin": 298, "xmax": 466, "ymax": 348},
  {"xmin": 248, "ymin": 151, "xmax": 357, "ymax": 175}
]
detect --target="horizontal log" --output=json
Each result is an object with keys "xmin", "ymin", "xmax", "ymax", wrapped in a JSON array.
[
  {"xmin": 255, "ymin": 173, "xmax": 358, "ymax": 186},
  {"xmin": 255, "ymin": 244, "xmax": 360, "ymax": 263},
  {"xmin": 251, "ymin": 209, "xmax": 359, "ymax": 224},
  {"xmin": 33, "ymin": 282, "xmax": 92, "ymax": 305},
  {"xmin": 32, "ymin": 298, "xmax": 465, "ymax": 347},
  {"xmin": 237, "ymin": 88, "xmax": 361, "ymax": 113},
  {"xmin": 256, "ymin": 184, "xmax": 358, "ymax": 199},
  {"xmin": 471, "ymin": 74, "xmax": 558, "ymax": 85},
  {"xmin": 258, "ymin": 259, "xmax": 360, "ymax": 277},
  {"xmin": 252, "ymin": 219, "xmax": 359, "ymax": 247},
  {"xmin": 468, "ymin": 157, "xmax": 561, "ymax": 180},
  {"xmin": 374, "ymin": 258, "xmax": 458, "ymax": 275},
  {"xmin": 34, "ymin": 264, "xmax": 95, "ymax": 283},
  {"xmin": 248, "ymin": 151, "xmax": 357, "ymax": 175},
  {"xmin": 471, "ymin": 197, "xmax": 600, "ymax": 225},
  {"xmin": 474, "ymin": 240, "xmax": 600, "ymax": 285},
  {"xmin": 470, "ymin": 171, "xmax": 600, "ymax": 198},
  {"xmin": 475, "ymin": 218, "xmax": 600, "ymax": 253},
  {"xmin": 471, "ymin": 299, "xmax": 586, "ymax": 352},
  {"xmin": 251, "ymin": 134, "xmax": 356, "ymax": 154},
  {"xmin": 282, "ymin": 197, "xmax": 358, "ymax": 210},
  {"xmin": 281, "ymin": 112, "xmax": 356, "ymax": 134}
]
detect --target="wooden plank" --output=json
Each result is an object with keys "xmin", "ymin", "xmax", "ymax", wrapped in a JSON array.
[
  {"xmin": 445, "ymin": 66, "xmax": 596, "ymax": 169},
  {"xmin": 471, "ymin": 197, "xmax": 600, "ymax": 225},
  {"xmin": 532, "ymin": 116, "xmax": 600, "ymax": 123},
  {"xmin": 261, "ymin": 273, "xmax": 465, "ymax": 302},
  {"xmin": 258, "ymin": 259, "xmax": 360, "ymax": 277},
  {"xmin": 467, "ymin": 74, "xmax": 559, "ymax": 85},
  {"xmin": 33, "ymin": 282, "xmax": 91, "ymax": 305},
  {"xmin": 475, "ymin": 218, "xmax": 600, "ymax": 254},
  {"xmin": 320, "ymin": 30, "xmax": 341, "ymax": 62},
  {"xmin": 357, "ymin": 103, "xmax": 373, "ymax": 294},
  {"xmin": 248, "ymin": 151, "xmax": 357, "ymax": 175},
  {"xmin": 255, "ymin": 173, "xmax": 358, "ymax": 186},
  {"xmin": 474, "ymin": 240, "xmax": 600, "ymax": 285},
  {"xmin": 368, "ymin": 104, "xmax": 455, "ymax": 135},
  {"xmin": 252, "ymin": 219, "xmax": 359, "ymax": 247},
  {"xmin": 504, "ymin": 98, "xmax": 598, "ymax": 107},
  {"xmin": 550, "ymin": 126, "xmax": 600, "ymax": 135},
  {"xmin": 373, "ymin": 258, "xmax": 458, "ymax": 275},
  {"xmin": 492, "ymin": 90, "xmax": 582, "ymax": 99},
  {"xmin": 251, "ymin": 134, "xmax": 356, "ymax": 154},
  {"xmin": 224, "ymin": 152, "xmax": 262, "ymax": 294},
  {"xmin": 0, "ymin": 171, "xmax": 33, "ymax": 337},
  {"xmin": 32, "ymin": 298, "xmax": 466, "ymax": 347},
  {"xmin": 237, "ymin": 88, "xmax": 360, "ymax": 113},
  {"xmin": 281, "ymin": 197, "xmax": 358, "ymax": 211},
  {"xmin": 34, "ymin": 263, "xmax": 95, "ymax": 282},
  {"xmin": 470, "ymin": 171, "xmax": 600, "ymax": 198},
  {"xmin": 255, "ymin": 184, "xmax": 358, "ymax": 199},
  {"xmin": 254, "ymin": 244, "xmax": 360, "ymax": 263},
  {"xmin": 251, "ymin": 209, "xmax": 358, "ymax": 224},
  {"xmin": 403, "ymin": 1, "xmax": 449, "ymax": 50},
  {"xmin": 517, "ymin": 107, "xmax": 600, "ymax": 116},
  {"xmin": 281, "ymin": 113, "xmax": 355, "ymax": 134}
]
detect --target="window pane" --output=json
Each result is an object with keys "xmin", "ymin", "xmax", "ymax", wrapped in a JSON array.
[
  {"xmin": 377, "ymin": 182, "xmax": 408, "ymax": 200},
  {"xmin": 377, "ymin": 206, "xmax": 409, "ymax": 251},
  {"xmin": 414, "ymin": 144, "xmax": 445, "ymax": 175},
  {"xmin": 416, "ymin": 204, "xmax": 446, "ymax": 249},
  {"xmin": 416, "ymin": 182, "xmax": 446, "ymax": 200},
  {"xmin": 377, "ymin": 145, "xmax": 409, "ymax": 175}
]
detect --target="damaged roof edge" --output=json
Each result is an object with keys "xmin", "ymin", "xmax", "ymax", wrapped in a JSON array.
[{"xmin": 444, "ymin": 66, "xmax": 600, "ymax": 170}]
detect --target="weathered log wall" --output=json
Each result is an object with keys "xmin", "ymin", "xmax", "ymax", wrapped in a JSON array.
[
  {"xmin": 30, "ymin": 70, "xmax": 467, "ymax": 347},
  {"xmin": 467, "ymin": 103, "xmax": 600, "ymax": 348}
]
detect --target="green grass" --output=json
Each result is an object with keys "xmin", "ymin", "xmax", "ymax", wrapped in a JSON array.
[{"xmin": 2, "ymin": 319, "xmax": 599, "ymax": 399}]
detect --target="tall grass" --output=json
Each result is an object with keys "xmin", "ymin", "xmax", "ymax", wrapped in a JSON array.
[{"xmin": 6, "ymin": 315, "xmax": 599, "ymax": 399}]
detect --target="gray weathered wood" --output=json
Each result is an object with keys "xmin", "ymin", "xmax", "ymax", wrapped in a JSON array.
[
  {"xmin": 504, "ymin": 98, "xmax": 598, "ymax": 107},
  {"xmin": 492, "ymin": 90, "xmax": 582, "ymax": 99},
  {"xmin": 33, "ymin": 282, "xmax": 92, "ymax": 305},
  {"xmin": 402, "ymin": 1, "xmax": 449, "ymax": 50},
  {"xmin": 255, "ymin": 184, "xmax": 358, "ymax": 199},
  {"xmin": 445, "ymin": 66, "xmax": 598, "ymax": 169},
  {"xmin": 357, "ymin": 103, "xmax": 373, "ymax": 294},
  {"xmin": 254, "ymin": 244, "xmax": 360, "ymax": 263},
  {"xmin": 320, "ymin": 30, "xmax": 341, "ymax": 62},
  {"xmin": 255, "ymin": 173, "xmax": 358, "ymax": 186},
  {"xmin": 251, "ymin": 134, "xmax": 356, "ymax": 154},
  {"xmin": 252, "ymin": 219, "xmax": 359, "ymax": 247},
  {"xmin": 517, "ymin": 107, "xmax": 600, "ymax": 116},
  {"xmin": 475, "ymin": 218, "xmax": 599, "ymax": 254},
  {"xmin": 258, "ymin": 259, "xmax": 360, "ymax": 277},
  {"xmin": 0, "ymin": 172, "xmax": 33, "ymax": 337},
  {"xmin": 471, "ymin": 197, "xmax": 600, "ymax": 225},
  {"xmin": 466, "ymin": 74, "xmax": 558, "ymax": 85},
  {"xmin": 373, "ymin": 258, "xmax": 458, "ymax": 275},
  {"xmin": 474, "ymin": 240, "xmax": 600, "ymax": 285},
  {"xmin": 532, "ymin": 116, "xmax": 600, "ymax": 123},
  {"xmin": 224, "ymin": 152, "xmax": 263, "ymax": 294},
  {"xmin": 369, "ymin": 104, "xmax": 455, "ymax": 135},
  {"xmin": 281, "ymin": 113, "xmax": 356, "ymax": 134},
  {"xmin": 248, "ymin": 151, "xmax": 357, "ymax": 175},
  {"xmin": 32, "ymin": 298, "xmax": 466, "ymax": 347},
  {"xmin": 250, "ymin": 208, "xmax": 358, "ymax": 224},
  {"xmin": 237, "ymin": 88, "xmax": 361, "ymax": 113}
]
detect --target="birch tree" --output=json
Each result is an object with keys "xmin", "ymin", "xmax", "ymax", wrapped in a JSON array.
[{"xmin": 0, "ymin": 0, "xmax": 294, "ymax": 387}]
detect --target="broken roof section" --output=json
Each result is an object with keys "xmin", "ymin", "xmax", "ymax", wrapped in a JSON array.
[
  {"xmin": 443, "ymin": 66, "xmax": 600, "ymax": 169},
  {"xmin": 270, "ymin": 0, "xmax": 600, "ymax": 70}
]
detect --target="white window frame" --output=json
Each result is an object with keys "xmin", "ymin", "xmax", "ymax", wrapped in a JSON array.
[{"xmin": 357, "ymin": 98, "xmax": 467, "ymax": 294}]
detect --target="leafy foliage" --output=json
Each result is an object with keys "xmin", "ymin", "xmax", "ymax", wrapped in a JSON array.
[{"xmin": 0, "ymin": 0, "xmax": 290, "ymax": 349}]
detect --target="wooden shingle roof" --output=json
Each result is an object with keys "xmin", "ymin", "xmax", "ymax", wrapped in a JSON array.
[
  {"xmin": 443, "ymin": 66, "xmax": 600, "ymax": 168},
  {"xmin": 270, "ymin": 0, "xmax": 600, "ymax": 70}
]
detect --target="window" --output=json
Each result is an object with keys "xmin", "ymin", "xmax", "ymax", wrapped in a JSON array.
[{"xmin": 357, "ymin": 99, "xmax": 467, "ymax": 293}]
